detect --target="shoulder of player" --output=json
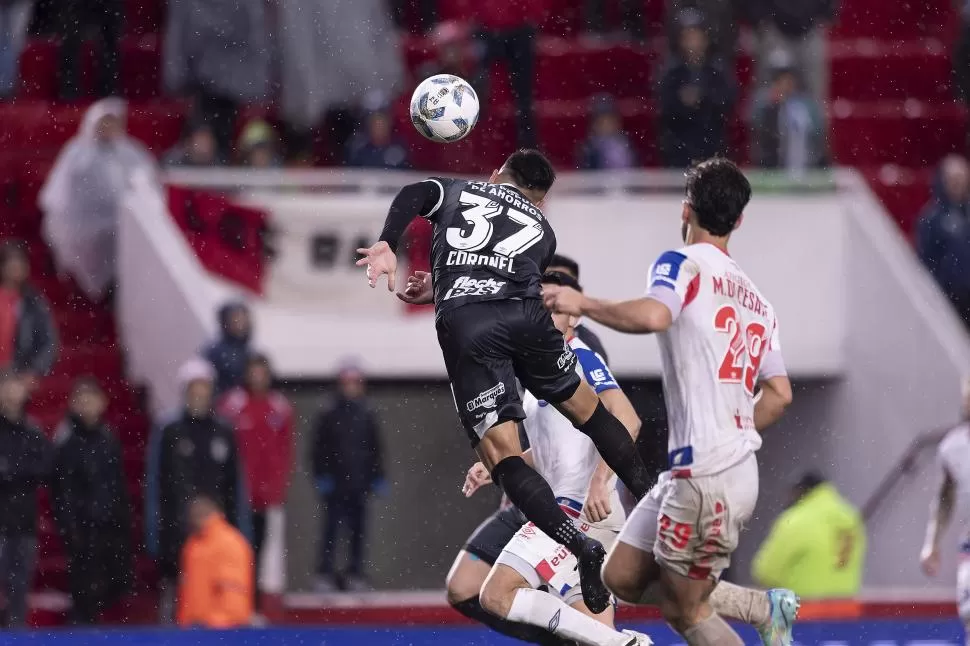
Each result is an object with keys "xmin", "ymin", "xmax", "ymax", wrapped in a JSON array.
[{"xmin": 940, "ymin": 425, "xmax": 970, "ymax": 454}]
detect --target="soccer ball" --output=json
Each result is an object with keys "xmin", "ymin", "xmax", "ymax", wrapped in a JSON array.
[{"xmin": 409, "ymin": 74, "xmax": 480, "ymax": 143}]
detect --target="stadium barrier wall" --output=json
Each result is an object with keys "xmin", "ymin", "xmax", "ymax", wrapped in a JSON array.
[{"xmin": 125, "ymin": 169, "xmax": 970, "ymax": 591}]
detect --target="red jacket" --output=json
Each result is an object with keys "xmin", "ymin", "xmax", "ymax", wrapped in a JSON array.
[
  {"xmin": 470, "ymin": 0, "xmax": 548, "ymax": 30},
  {"xmin": 218, "ymin": 389, "xmax": 293, "ymax": 510}
]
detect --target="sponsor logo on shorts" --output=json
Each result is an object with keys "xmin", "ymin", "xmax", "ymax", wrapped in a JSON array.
[
  {"xmin": 466, "ymin": 383, "xmax": 506, "ymax": 412},
  {"xmin": 548, "ymin": 545, "xmax": 570, "ymax": 568},
  {"xmin": 557, "ymin": 340, "xmax": 575, "ymax": 371}
]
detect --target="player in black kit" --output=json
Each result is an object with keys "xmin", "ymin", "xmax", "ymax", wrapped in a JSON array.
[{"xmin": 356, "ymin": 149, "xmax": 653, "ymax": 613}]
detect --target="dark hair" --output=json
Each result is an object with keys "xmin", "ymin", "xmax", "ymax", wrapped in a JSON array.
[
  {"xmin": 684, "ymin": 158, "xmax": 751, "ymax": 237},
  {"xmin": 542, "ymin": 270, "xmax": 582, "ymax": 293},
  {"xmin": 502, "ymin": 149, "xmax": 557, "ymax": 194},
  {"xmin": 794, "ymin": 470, "xmax": 826, "ymax": 491},
  {"xmin": 548, "ymin": 254, "xmax": 580, "ymax": 280}
]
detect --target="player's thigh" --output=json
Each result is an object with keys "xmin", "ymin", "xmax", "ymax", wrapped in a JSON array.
[
  {"xmin": 509, "ymin": 299, "xmax": 582, "ymax": 406},
  {"xmin": 437, "ymin": 309, "xmax": 525, "ymax": 447},
  {"xmin": 446, "ymin": 550, "xmax": 494, "ymax": 604},
  {"xmin": 607, "ymin": 476, "xmax": 668, "ymax": 602}
]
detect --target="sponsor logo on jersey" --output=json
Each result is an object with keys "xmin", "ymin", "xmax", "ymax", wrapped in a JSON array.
[
  {"xmin": 466, "ymin": 382, "xmax": 506, "ymax": 412},
  {"xmin": 467, "ymin": 181, "xmax": 543, "ymax": 218},
  {"xmin": 443, "ymin": 276, "xmax": 507, "ymax": 300},
  {"xmin": 446, "ymin": 250, "xmax": 515, "ymax": 272}
]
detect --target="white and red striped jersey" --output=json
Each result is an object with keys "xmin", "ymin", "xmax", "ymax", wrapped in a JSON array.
[{"xmin": 646, "ymin": 242, "xmax": 786, "ymax": 477}]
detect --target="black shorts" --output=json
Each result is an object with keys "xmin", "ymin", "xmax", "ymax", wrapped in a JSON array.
[
  {"xmin": 436, "ymin": 298, "xmax": 581, "ymax": 445},
  {"xmin": 463, "ymin": 507, "xmax": 528, "ymax": 565}
]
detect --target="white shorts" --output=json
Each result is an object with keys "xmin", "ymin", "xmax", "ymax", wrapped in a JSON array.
[
  {"xmin": 617, "ymin": 452, "xmax": 759, "ymax": 580},
  {"xmin": 958, "ymin": 552, "xmax": 970, "ymax": 622},
  {"xmin": 495, "ymin": 496, "xmax": 624, "ymax": 606}
]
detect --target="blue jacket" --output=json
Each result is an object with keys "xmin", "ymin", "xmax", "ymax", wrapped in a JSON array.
[
  {"xmin": 202, "ymin": 302, "xmax": 251, "ymax": 395},
  {"xmin": 915, "ymin": 173, "xmax": 970, "ymax": 299}
]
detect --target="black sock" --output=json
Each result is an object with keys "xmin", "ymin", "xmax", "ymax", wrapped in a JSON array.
[
  {"xmin": 452, "ymin": 596, "xmax": 573, "ymax": 646},
  {"xmin": 491, "ymin": 456, "xmax": 587, "ymax": 556},
  {"xmin": 577, "ymin": 401, "xmax": 653, "ymax": 499}
]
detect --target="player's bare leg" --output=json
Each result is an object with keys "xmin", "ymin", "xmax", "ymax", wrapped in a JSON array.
[
  {"xmin": 653, "ymin": 568, "xmax": 743, "ymax": 646},
  {"xmin": 554, "ymin": 380, "xmax": 653, "ymax": 501},
  {"xmin": 480, "ymin": 564, "xmax": 650, "ymax": 646},
  {"xmin": 476, "ymin": 421, "xmax": 613, "ymax": 614},
  {"xmin": 604, "ymin": 542, "xmax": 798, "ymax": 646},
  {"xmin": 447, "ymin": 551, "xmax": 571, "ymax": 646}
]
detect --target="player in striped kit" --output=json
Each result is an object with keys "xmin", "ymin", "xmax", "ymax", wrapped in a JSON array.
[
  {"xmin": 463, "ymin": 270, "xmax": 651, "ymax": 646},
  {"xmin": 545, "ymin": 158, "xmax": 798, "ymax": 646}
]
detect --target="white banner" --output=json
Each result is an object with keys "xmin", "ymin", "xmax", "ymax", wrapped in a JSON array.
[{"xmin": 240, "ymin": 189, "xmax": 846, "ymax": 378}]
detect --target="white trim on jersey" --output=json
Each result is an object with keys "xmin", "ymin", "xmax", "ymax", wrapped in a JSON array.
[{"xmin": 421, "ymin": 178, "xmax": 445, "ymax": 218}]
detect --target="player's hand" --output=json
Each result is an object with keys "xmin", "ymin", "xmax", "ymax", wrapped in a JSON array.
[
  {"xmin": 462, "ymin": 462, "xmax": 492, "ymax": 497},
  {"xmin": 356, "ymin": 241, "xmax": 398, "ymax": 291},
  {"xmin": 920, "ymin": 545, "xmax": 940, "ymax": 577},
  {"xmin": 583, "ymin": 475, "xmax": 613, "ymax": 523},
  {"xmin": 396, "ymin": 271, "xmax": 434, "ymax": 305},
  {"xmin": 543, "ymin": 284, "xmax": 585, "ymax": 316}
]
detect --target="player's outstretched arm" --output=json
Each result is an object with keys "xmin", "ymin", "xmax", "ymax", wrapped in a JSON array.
[
  {"xmin": 357, "ymin": 181, "xmax": 443, "ymax": 292},
  {"xmin": 752, "ymin": 375, "xmax": 792, "ymax": 431},
  {"xmin": 920, "ymin": 464, "xmax": 956, "ymax": 577},
  {"xmin": 544, "ymin": 286, "xmax": 672, "ymax": 334}
]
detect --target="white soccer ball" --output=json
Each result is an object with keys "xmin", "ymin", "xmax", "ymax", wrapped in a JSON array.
[{"xmin": 409, "ymin": 74, "xmax": 480, "ymax": 143}]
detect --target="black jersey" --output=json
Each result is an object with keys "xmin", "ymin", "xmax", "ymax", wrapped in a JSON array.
[{"xmin": 420, "ymin": 177, "xmax": 557, "ymax": 316}]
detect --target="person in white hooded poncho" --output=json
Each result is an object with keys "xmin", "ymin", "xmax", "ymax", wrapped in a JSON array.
[{"xmin": 39, "ymin": 98, "xmax": 159, "ymax": 301}]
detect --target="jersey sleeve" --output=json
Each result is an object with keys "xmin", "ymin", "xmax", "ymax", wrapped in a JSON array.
[
  {"xmin": 574, "ymin": 346, "xmax": 619, "ymax": 394},
  {"xmin": 644, "ymin": 250, "xmax": 701, "ymax": 321},
  {"xmin": 758, "ymin": 318, "xmax": 787, "ymax": 379},
  {"xmin": 377, "ymin": 178, "xmax": 451, "ymax": 252}
]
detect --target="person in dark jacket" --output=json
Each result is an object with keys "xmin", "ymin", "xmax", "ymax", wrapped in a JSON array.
[
  {"xmin": 576, "ymin": 94, "xmax": 637, "ymax": 171},
  {"xmin": 203, "ymin": 301, "xmax": 253, "ymax": 396},
  {"xmin": 346, "ymin": 99, "xmax": 411, "ymax": 170},
  {"xmin": 145, "ymin": 357, "xmax": 251, "ymax": 623},
  {"xmin": 0, "ymin": 370, "xmax": 51, "ymax": 628},
  {"xmin": 312, "ymin": 361, "xmax": 385, "ymax": 592},
  {"xmin": 916, "ymin": 155, "xmax": 970, "ymax": 323},
  {"xmin": 51, "ymin": 376, "xmax": 131, "ymax": 625},
  {"xmin": 657, "ymin": 10, "xmax": 735, "ymax": 168},
  {"xmin": 0, "ymin": 241, "xmax": 58, "ymax": 388},
  {"xmin": 745, "ymin": 0, "xmax": 834, "ymax": 106}
]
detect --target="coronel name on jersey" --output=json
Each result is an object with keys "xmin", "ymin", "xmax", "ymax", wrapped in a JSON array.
[
  {"xmin": 447, "ymin": 249, "xmax": 515, "ymax": 272},
  {"xmin": 713, "ymin": 274, "xmax": 768, "ymax": 318}
]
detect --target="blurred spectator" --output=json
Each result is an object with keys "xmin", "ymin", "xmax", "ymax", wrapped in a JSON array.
[
  {"xmin": 752, "ymin": 471, "xmax": 865, "ymax": 599},
  {"xmin": 163, "ymin": 0, "xmax": 270, "ymax": 159},
  {"xmin": 177, "ymin": 496, "xmax": 254, "ymax": 628},
  {"xmin": 0, "ymin": 241, "xmax": 57, "ymax": 386},
  {"xmin": 236, "ymin": 120, "xmax": 282, "ymax": 169},
  {"xmin": 749, "ymin": 58, "xmax": 825, "ymax": 173},
  {"xmin": 40, "ymin": 98, "xmax": 158, "ymax": 302},
  {"xmin": 277, "ymin": 0, "xmax": 403, "ymax": 160},
  {"xmin": 217, "ymin": 354, "xmax": 293, "ymax": 604},
  {"xmin": 658, "ymin": 10, "xmax": 735, "ymax": 168},
  {"xmin": 312, "ymin": 362, "xmax": 385, "ymax": 592},
  {"xmin": 0, "ymin": 371, "xmax": 51, "ymax": 628},
  {"xmin": 51, "ymin": 377, "xmax": 131, "ymax": 625},
  {"xmin": 916, "ymin": 155, "xmax": 970, "ymax": 321},
  {"xmin": 666, "ymin": 0, "xmax": 736, "ymax": 66},
  {"xmin": 144, "ymin": 358, "xmax": 251, "ymax": 623},
  {"xmin": 0, "ymin": 0, "xmax": 32, "ymax": 99},
  {"xmin": 576, "ymin": 94, "xmax": 636, "ymax": 170},
  {"xmin": 746, "ymin": 0, "xmax": 834, "ymax": 107},
  {"xmin": 163, "ymin": 120, "xmax": 225, "ymax": 168},
  {"xmin": 58, "ymin": 0, "xmax": 120, "ymax": 100},
  {"xmin": 347, "ymin": 98, "xmax": 411, "ymax": 170},
  {"xmin": 470, "ymin": 0, "xmax": 544, "ymax": 148},
  {"xmin": 203, "ymin": 301, "xmax": 253, "ymax": 396},
  {"xmin": 584, "ymin": 0, "xmax": 644, "ymax": 41}
]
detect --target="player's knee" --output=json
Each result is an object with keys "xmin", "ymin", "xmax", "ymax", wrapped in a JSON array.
[
  {"xmin": 553, "ymin": 380, "xmax": 598, "ymax": 425},
  {"xmin": 446, "ymin": 570, "xmax": 481, "ymax": 606},
  {"xmin": 660, "ymin": 597, "xmax": 706, "ymax": 634},
  {"xmin": 478, "ymin": 577, "xmax": 513, "ymax": 619},
  {"xmin": 602, "ymin": 556, "xmax": 639, "ymax": 604}
]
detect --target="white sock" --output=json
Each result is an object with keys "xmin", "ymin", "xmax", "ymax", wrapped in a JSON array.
[
  {"xmin": 507, "ymin": 588, "xmax": 630, "ymax": 646},
  {"xmin": 709, "ymin": 581, "xmax": 770, "ymax": 627}
]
